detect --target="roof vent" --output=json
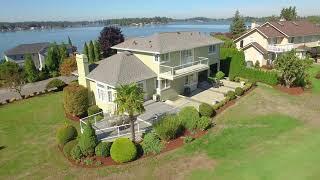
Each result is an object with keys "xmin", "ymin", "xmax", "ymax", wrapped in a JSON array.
[{"xmin": 133, "ymin": 40, "xmax": 138, "ymax": 45}]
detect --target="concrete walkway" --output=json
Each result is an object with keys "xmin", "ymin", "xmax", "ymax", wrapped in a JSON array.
[{"xmin": 0, "ymin": 76, "xmax": 76, "ymax": 103}]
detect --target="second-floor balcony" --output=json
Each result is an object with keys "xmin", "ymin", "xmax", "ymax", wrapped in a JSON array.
[
  {"xmin": 268, "ymin": 43, "xmax": 294, "ymax": 53},
  {"xmin": 159, "ymin": 57, "xmax": 209, "ymax": 80}
]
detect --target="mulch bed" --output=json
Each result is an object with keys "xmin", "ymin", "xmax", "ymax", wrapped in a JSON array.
[
  {"xmin": 274, "ymin": 85, "xmax": 304, "ymax": 95},
  {"xmin": 62, "ymin": 130, "xmax": 208, "ymax": 168}
]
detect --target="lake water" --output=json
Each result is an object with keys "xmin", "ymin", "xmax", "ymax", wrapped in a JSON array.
[{"xmin": 0, "ymin": 23, "xmax": 230, "ymax": 57}]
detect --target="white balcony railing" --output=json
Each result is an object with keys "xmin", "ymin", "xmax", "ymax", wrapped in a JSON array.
[
  {"xmin": 268, "ymin": 43, "xmax": 294, "ymax": 53},
  {"xmin": 159, "ymin": 57, "xmax": 209, "ymax": 80}
]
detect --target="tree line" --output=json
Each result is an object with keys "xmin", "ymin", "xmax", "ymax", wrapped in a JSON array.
[{"xmin": 0, "ymin": 17, "xmax": 172, "ymax": 32}]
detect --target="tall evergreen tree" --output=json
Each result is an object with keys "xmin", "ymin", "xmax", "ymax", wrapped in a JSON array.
[
  {"xmin": 93, "ymin": 41, "xmax": 101, "ymax": 61},
  {"xmin": 98, "ymin": 26, "xmax": 124, "ymax": 58},
  {"xmin": 59, "ymin": 42, "xmax": 68, "ymax": 63},
  {"xmin": 230, "ymin": 10, "xmax": 246, "ymax": 38},
  {"xmin": 45, "ymin": 44, "xmax": 60, "ymax": 73},
  {"xmin": 24, "ymin": 54, "xmax": 39, "ymax": 82},
  {"xmin": 83, "ymin": 42, "xmax": 89, "ymax": 59},
  {"xmin": 68, "ymin": 36, "xmax": 73, "ymax": 46},
  {"xmin": 280, "ymin": 6, "xmax": 297, "ymax": 21},
  {"xmin": 88, "ymin": 40, "xmax": 95, "ymax": 63}
]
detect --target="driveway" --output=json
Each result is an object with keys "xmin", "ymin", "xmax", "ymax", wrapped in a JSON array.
[{"xmin": 0, "ymin": 76, "xmax": 76, "ymax": 103}]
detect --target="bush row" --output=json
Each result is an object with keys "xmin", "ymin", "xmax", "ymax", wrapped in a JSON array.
[{"xmin": 239, "ymin": 68, "xmax": 278, "ymax": 86}]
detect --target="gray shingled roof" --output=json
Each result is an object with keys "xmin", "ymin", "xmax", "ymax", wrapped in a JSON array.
[
  {"xmin": 4, "ymin": 42, "xmax": 50, "ymax": 56},
  {"xmin": 112, "ymin": 31, "xmax": 224, "ymax": 54},
  {"xmin": 87, "ymin": 52, "xmax": 157, "ymax": 86}
]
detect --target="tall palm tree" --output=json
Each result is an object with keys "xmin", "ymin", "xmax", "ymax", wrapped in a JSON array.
[{"xmin": 114, "ymin": 83, "xmax": 145, "ymax": 142}]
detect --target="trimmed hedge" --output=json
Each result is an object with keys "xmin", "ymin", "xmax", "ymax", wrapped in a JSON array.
[
  {"xmin": 179, "ymin": 106, "xmax": 200, "ymax": 131},
  {"xmin": 225, "ymin": 91, "xmax": 236, "ymax": 100},
  {"xmin": 63, "ymin": 83, "xmax": 89, "ymax": 116},
  {"xmin": 87, "ymin": 105, "xmax": 103, "ymax": 122},
  {"xmin": 197, "ymin": 116, "xmax": 212, "ymax": 130},
  {"xmin": 110, "ymin": 138, "xmax": 137, "ymax": 163},
  {"xmin": 199, "ymin": 103, "xmax": 214, "ymax": 117},
  {"xmin": 95, "ymin": 142, "xmax": 112, "ymax": 157},
  {"xmin": 56, "ymin": 125, "xmax": 78, "ymax": 146},
  {"xmin": 142, "ymin": 131, "xmax": 163, "ymax": 155},
  {"xmin": 63, "ymin": 139, "xmax": 78, "ymax": 158},
  {"xmin": 235, "ymin": 87, "xmax": 244, "ymax": 96},
  {"xmin": 240, "ymin": 68, "xmax": 278, "ymax": 85},
  {"xmin": 154, "ymin": 115, "xmax": 183, "ymax": 141}
]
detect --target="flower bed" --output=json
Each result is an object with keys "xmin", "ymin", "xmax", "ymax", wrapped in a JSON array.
[{"xmin": 274, "ymin": 85, "xmax": 304, "ymax": 96}]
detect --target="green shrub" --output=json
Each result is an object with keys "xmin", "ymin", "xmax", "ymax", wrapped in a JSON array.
[
  {"xmin": 71, "ymin": 145, "xmax": 83, "ymax": 160},
  {"xmin": 83, "ymin": 158, "xmax": 94, "ymax": 165},
  {"xmin": 199, "ymin": 103, "xmax": 214, "ymax": 117},
  {"xmin": 87, "ymin": 105, "xmax": 103, "ymax": 122},
  {"xmin": 63, "ymin": 83, "xmax": 89, "ymax": 116},
  {"xmin": 142, "ymin": 131, "xmax": 163, "ymax": 155},
  {"xmin": 183, "ymin": 136, "xmax": 194, "ymax": 144},
  {"xmin": 234, "ymin": 77, "xmax": 241, "ymax": 82},
  {"xmin": 78, "ymin": 123, "xmax": 98, "ymax": 156},
  {"xmin": 56, "ymin": 125, "xmax": 78, "ymax": 146},
  {"xmin": 235, "ymin": 87, "xmax": 244, "ymax": 96},
  {"xmin": 154, "ymin": 115, "xmax": 183, "ymax": 141},
  {"xmin": 95, "ymin": 142, "xmax": 112, "ymax": 157},
  {"xmin": 225, "ymin": 91, "xmax": 236, "ymax": 100},
  {"xmin": 215, "ymin": 71, "xmax": 225, "ymax": 80},
  {"xmin": 110, "ymin": 138, "xmax": 137, "ymax": 163},
  {"xmin": 240, "ymin": 68, "xmax": 278, "ymax": 85},
  {"xmin": 197, "ymin": 116, "xmax": 212, "ymax": 131},
  {"xmin": 179, "ymin": 106, "xmax": 200, "ymax": 131},
  {"xmin": 46, "ymin": 79, "xmax": 66, "ymax": 90},
  {"xmin": 63, "ymin": 139, "xmax": 78, "ymax": 158}
]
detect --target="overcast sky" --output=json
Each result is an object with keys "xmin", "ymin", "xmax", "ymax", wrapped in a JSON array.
[{"xmin": 0, "ymin": 0, "xmax": 319, "ymax": 22}]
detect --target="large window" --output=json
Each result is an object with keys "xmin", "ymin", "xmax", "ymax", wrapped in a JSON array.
[
  {"xmin": 181, "ymin": 49, "xmax": 193, "ymax": 65},
  {"xmin": 161, "ymin": 53, "xmax": 169, "ymax": 64},
  {"xmin": 208, "ymin": 45, "xmax": 216, "ymax": 54},
  {"xmin": 97, "ymin": 83, "xmax": 113, "ymax": 102}
]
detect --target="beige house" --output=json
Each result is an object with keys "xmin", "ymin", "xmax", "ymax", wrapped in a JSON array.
[
  {"xmin": 234, "ymin": 20, "xmax": 320, "ymax": 66},
  {"xmin": 75, "ymin": 32, "xmax": 223, "ymax": 114}
]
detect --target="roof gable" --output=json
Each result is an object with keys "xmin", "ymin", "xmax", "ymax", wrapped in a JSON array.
[{"xmin": 87, "ymin": 52, "xmax": 156, "ymax": 86}]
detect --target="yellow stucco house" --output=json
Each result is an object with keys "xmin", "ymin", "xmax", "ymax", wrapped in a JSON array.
[
  {"xmin": 234, "ymin": 20, "xmax": 320, "ymax": 66},
  {"xmin": 75, "ymin": 31, "xmax": 223, "ymax": 114}
]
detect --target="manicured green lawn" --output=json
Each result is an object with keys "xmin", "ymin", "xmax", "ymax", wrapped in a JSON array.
[
  {"xmin": 1, "ymin": 82, "xmax": 320, "ymax": 179},
  {"xmin": 309, "ymin": 64, "xmax": 320, "ymax": 93}
]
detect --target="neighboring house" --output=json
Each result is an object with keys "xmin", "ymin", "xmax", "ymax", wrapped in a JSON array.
[
  {"xmin": 75, "ymin": 31, "xmax": 223, "ymax": 114},
  {"xmin": 234, "ymin": 20, "xmax": 320, "ymax": 66},
  {"xmin": 4, "ymin": 42, "xmax": 74, "ymax": 70}
]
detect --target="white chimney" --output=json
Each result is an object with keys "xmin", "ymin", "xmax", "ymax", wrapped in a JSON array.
[{"xmin": 251, "ymin": 22, "xmax": 257, "ymax": 29}]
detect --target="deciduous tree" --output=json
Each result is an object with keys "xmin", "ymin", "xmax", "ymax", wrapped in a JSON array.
[
  {"xmin": 59, "ymin": 56, "xmax": 77, "ymax": 76},
  {"xmin": 280, "ymin": 6, "xmax": 297, "ymax": 21},
  {"xmin": 98, "ymin": 26, "xmax": 124, "ymax": 58},
  {"xmin": 0, "ymin": 61, "xmax": 25, "ymax": 98}
]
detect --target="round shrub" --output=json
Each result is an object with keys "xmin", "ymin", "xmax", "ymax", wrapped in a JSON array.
[
  {"xmin": 142, "ymin": 131, "xmax": 163, "ymax": 155},
  {"xmin": 63, "ymin": 83, "xmax": 89, "ymax": 116},
  {"xmin": 316, "ymin": 72, "xmax": 320, "ymax": 79},
  {"xmin": 95, "ymin": 142, "xmax": 112, "ymax": 157},
  {"xmin": 225, "ymin": 91, "xmax": 236, "ymax": 100},
  {"xmin": 78, "ymin": 123, "xmax": 98, "ymax": 156},
  {"xmin": 235, "ymin": 87, "xmax": 244, "ymax": 96},
  {"xmin": 63, "ymin": 139, "xmax": 78, "ymax": 158},
  {"xmin": 199, "ymin": 103, "xmax": 214, "ymax": 117},
  {"xmin": 46, "ymin": 79, "xmax": 66, "ymax": 91},
  {"xmin": 71, "ymin": 145, "xmax": 83, "ymax": 160},
  {"xmin": 179, "ymin": 106, "xmax": 200, "ymax": 130},
  {"xmin": 56, "ymin": 125, "xmax": 78, "ymax": 146},
  {"xmin": 196, "ymin": 116, "xmax": 212, "ymax": 131},
  {"xmin": 110, "ymin": 138, "xmax": 137, "ymax": 163},
  {"xmin": 154, "ymin": 115, "xmax": 184, "ymax": 141}
]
